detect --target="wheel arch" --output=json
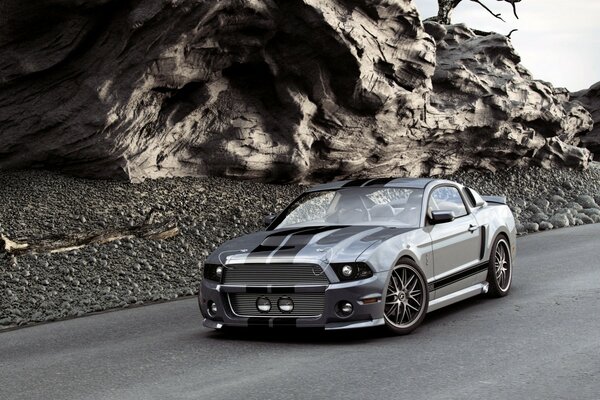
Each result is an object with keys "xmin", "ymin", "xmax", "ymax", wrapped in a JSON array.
[
  {"xmin": 397, "ymin": 255, "xmax": 416, "ymax": 264},
  {"xmin": 490, "ymin": 227, "xmax": 515, "ymax": 259}
]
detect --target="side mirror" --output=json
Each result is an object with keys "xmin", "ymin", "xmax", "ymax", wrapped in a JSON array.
[
  {"xmin": 263, "ymin": 213, "xmax": 277, "ymax": 227},
  {"xmin": 429, "ymin": 210, "xmax": 455, "ymax": 224}
]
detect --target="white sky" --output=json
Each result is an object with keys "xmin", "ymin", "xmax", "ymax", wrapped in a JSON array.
[{"xmin": 413, "ymin": 0, "xmax": 600, "ymax": 91}]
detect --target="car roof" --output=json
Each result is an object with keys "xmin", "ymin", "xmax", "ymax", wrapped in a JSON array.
[{"xmin": 306, "ymin": 177, "xmax": 456, "ymax": 192}]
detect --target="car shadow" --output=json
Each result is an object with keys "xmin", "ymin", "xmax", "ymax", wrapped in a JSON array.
[{"xmin": 203, "ymin": 325, "xmax": 390, "ymax": 344}]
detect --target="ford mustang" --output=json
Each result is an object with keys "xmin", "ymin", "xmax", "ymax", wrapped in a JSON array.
[{"xmin": 198, "ymin": 178, "xmax": 516, "ymax": 334}]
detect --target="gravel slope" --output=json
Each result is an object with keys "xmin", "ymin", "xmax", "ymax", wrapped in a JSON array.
[{"xmin": 1, "ymin": 166, "xmax": 600, "ymax": 328}]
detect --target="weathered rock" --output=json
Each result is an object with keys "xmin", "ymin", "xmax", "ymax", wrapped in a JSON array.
[
  {"xmin": 0, "ymin": 1, "xmax": 594, "ymax": 183},
  {"xmin": 523, "ymin": 222, "xmax": 539, "ymax": 233},
  {"xmin": 577, "ymin": 214, "xmax": 594, "ymax": 224},
  {"xmin": 573, "ymin": 81, "xmax": 600, "ymax": 156},
  {"xmin": 549, "ymin": 213, "xmax": 569, "ymax": 229},
  {"xmin": 530, "ymin": 212, "xmax": 549, "ymax": 224},
  {"xmin": 533, "ymin": 198, "xmax": 550, "ymax": 211},
  {"xmin": 566, "ymin": 201, "xmax": 583, "ymax": 211},
  {"xmin": 582, "ymin": 208, "xmax": 600, "ymax": 217},
  {"xmin": 422, "ymin": 23, "xmax": 593, "ymax": 174},
  {"xmin": 539, "ymin": 221, "xmax": 553, "ymax": 231},
  {"xmin": 0, "ymin": 0, "xmax": 435, "ymax": 182},
  {"xmin": 576, "ymin": 195, "xmax": 599, "ymax": 209},
  {"xmin": 549, "ymin": 195, "xmax": 566, "ymax": 205}
]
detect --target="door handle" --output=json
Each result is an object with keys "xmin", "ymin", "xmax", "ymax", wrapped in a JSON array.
[{"xmin": 468, "ymin": 224, "xmax": 479, "ymax": 233}]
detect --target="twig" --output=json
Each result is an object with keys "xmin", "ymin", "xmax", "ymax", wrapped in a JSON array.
[
  {"xmin": 502, "ymin": 0, "xmax": 521, "ymax": 19},
  {"xmin": 470, "ymin": 0, "xmax": 505, "ymax": 22}
]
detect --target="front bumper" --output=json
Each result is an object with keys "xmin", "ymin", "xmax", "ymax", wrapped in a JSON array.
[{"xmin": 198, "ymin": 271, "xmax": 388, "ymax": 330}]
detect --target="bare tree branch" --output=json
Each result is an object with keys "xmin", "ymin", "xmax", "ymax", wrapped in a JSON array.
[
  {"xmin": 506, "ymin": 28, "xmax": 518, "ymax": 38},
  {"xmin": 501, "ymin": 0, "xmax": 521, "ymax": 19},
  {"xmin": 471, "ymin": 0, "xmax": 505, "ymax": 22},
  {"xmin": 433, "ymin": 0, "xmax": 522, "ymax": 25},
  {"xmin": 1, "ymin": 212, "xmax": 179, "ymax": 256}
]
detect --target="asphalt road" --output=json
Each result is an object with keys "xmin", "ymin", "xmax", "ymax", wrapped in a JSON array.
[{"xmin": 2, "ymin": 224, "xmax": 600, "ymax": 400}]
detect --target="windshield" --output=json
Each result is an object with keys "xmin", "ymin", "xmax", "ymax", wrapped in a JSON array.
[{"xmin": 273, "ymin": 187, "xmax": 424, "ymax": 229}]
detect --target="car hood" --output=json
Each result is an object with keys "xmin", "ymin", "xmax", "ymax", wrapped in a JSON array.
[{"xmin": 207, "ymin": 225, "xmax": 416, "ymax": 265}]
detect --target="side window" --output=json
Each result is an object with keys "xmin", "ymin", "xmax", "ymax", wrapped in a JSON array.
[{"xmin": 429, "ymin": 186, "xmax": 468, "ymax": 218}]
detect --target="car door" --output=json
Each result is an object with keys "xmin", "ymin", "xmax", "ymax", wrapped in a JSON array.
[{"xmin": 426, "ymin": 185, "xmax": 482, "ymax": 299}]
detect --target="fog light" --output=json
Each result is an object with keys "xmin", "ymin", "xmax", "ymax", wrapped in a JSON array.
[
  {"xmin": 215, "ymin": 266, "xmax": 223, "ymax": 279},
  {"xmin": 256, "ymin": 297, "xmax": 271, "ymax": 313},
  {"xmin": 207, "ymin": 301, "xmax": 217, "ymax": 317},
  {"xmin": 336, "ymin": 301, "xmax": 354, "ymax": 317},
  {"xmin": 277, "ymin": 297, "xmax": 294, "ymax": 313},
  {"xmin": 341, "ymin": 265, "xmax": 354, "ymax": 277}
]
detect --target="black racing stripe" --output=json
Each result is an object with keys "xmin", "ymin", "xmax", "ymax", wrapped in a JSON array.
[
  {"xmin": 341, "ymin": 178, "xmax": 371, "ymax": 187},
  {"xmin": 359, "ymin": 227, "xmax": 417, "ymax": 242},
  {"xmin": 247, "ymin": 317, "xmax": 270, "ymax": 327},
  {"xmin": 250, "ymin": 226, "xmax": 343, "ymax": 255},
  {"xmin": 251, "ymin": 244, "xmax": 292, "ymax": 253},
  {"xmin": 433, "ymin": 261, "xmax": 488, "ymax": 290},
  {"xmin": 315, "ymin": 225, "xmax": 374, "ymax": 245},
  {"xmin": 272, "ymin": 318, "xmax": 298, "ymax": 327},
  {"xmin": 245, "ymin": 286, "xmax": 269, "ymax": 293},
  {"xmin": 363, "ymin": 177, "xmax": 394, "ymax": 186},
  {"xmin": 263, "ymin": 227, "xmax": 317, "ymax": 238},
  {"xmin": 251, "ymin": 227, "xmax": 325, "ymax": 253},
  {"xmin": 271, "ymin": 226, "xmax": 345, "ymax": 258}
]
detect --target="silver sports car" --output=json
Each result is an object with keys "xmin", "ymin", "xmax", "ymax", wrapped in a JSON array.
[{"xmin": 198, "ymin": 178, "xmax": 516, "ymax": 334}]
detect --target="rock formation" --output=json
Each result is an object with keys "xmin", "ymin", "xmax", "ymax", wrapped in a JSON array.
[
  {"xmin": 573, "ymin": 82, "xmax": 600, "ymax": 157},
  {"xmin": 423, "ymin": 22, "xmax": 593, "ymax": 173},
  {"xmin": 0, "ymin": 0, "xmax": 594, "ymax": 183}
]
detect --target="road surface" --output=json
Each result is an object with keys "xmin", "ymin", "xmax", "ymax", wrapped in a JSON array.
[{"xmin": 1, "ymin": 224, "xmax": 599, "ymax": 400}]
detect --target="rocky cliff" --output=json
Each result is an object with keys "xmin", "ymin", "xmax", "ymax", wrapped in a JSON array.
[
  {"xmin": 0, "ymin": 0, "xmax": 594, "ymax": 182},
  {"xmin": 573, "ymin": 82, "xmax": 600, "ymax": 157}
]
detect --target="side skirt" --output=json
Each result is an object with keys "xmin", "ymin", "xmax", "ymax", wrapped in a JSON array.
[{"xmin": 427, "ymin": 282, "xmax": 489, "ymax": 313}]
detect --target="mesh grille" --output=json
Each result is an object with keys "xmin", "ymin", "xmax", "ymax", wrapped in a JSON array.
[
  {"xmin": 222, "ymin": 264, "xmax": 329, "ymax": 286},
  {"xmin": 229, "ymin": 293, "xmax": 325, "ymax": 317}
]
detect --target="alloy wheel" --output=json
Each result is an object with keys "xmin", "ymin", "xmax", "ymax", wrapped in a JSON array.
[
  {"xmin": 494, "ymin": 239, "xmax": 511, "ymax": 292},
  {"xmin": 384, "ymin": 264, "xmax": 426, "ymax": 328}
]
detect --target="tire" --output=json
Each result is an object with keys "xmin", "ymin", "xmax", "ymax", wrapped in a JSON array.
[
  {"xmin": 383, "ymin": 259, "xmax": 429, "ymax": 335},
  {"xmin": 486, "ymin": 235, "xmax": 513, "ymax": 297}
]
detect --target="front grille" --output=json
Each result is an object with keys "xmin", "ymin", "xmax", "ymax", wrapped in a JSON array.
[
  {"xmin": 228, "ymin": 293, "xmax": 325, "ymax": 317},
  {"xmin": 222, "ymin": 263, "xmax": 329, "ymax": 286}
]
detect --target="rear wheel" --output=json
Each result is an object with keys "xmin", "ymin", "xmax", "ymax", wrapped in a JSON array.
[
  {"xmin": 383, "ymin": 260, "xmax": 429, "ymax": 335},
  {"xmin": 486, "ymin": 236, "xmax": 512, "ymax": 297}
]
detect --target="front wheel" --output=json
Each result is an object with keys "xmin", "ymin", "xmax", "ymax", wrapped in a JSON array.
[
  {"xmin": 383, "ymin": 260, "xmax": 429, "ymax": 335},
  {"xmin": 486, "ymin": 236, "xmax": 513, "ymax": 297}
]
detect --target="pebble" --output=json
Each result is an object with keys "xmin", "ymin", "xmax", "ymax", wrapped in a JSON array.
[{"xmin": 539, "ymin": 221, "xmax": 554, "ymax": 231}]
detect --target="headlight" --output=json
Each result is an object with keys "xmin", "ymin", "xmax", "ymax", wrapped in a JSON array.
[
  {"xmin": 331, "ymin": 262, "xmax": 373, "ymax": 281},
  {"xmin": 341, "ymin": 265, "xmax": 354, "ymax": 277},
  {"xmin": 203, "ymin": 263, "xmax": 225, "ymax": 282}
]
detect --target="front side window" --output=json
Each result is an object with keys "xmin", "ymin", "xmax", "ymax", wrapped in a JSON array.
[
  {"xmin": 273, "ymin": 187, "xmax": 424, "ymax": 229},
  {"xmin": 428, "ymin": 186, "xmax": 467, "ymax": 218}
]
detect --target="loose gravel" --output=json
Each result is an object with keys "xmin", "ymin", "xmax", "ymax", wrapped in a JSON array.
[{"xmin": 1, "ymin": 166, "xmax": 600, "ymax": 328}]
